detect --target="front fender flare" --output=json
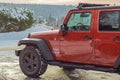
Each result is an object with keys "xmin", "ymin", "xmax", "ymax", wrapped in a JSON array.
[{"xmin": 18, "ymin": 38, "xmax": 54, "ymax": 61}]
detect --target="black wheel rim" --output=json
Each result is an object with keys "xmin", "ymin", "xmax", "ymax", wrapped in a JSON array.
[{"xmin": 23, "ymin": 52, "xmax": 39, "ymax": 72}]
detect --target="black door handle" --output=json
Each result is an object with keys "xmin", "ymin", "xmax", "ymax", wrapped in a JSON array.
[
  {"xmin": 113, "ymin": 36, "xmax": 120, "ymax": 41},
  {"xmin": 83, "ymin": 35, "xmax": 92, "ymax": 40}
]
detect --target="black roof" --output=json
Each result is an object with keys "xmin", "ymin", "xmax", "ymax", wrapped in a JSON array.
[
  {"xmin": 78, "ymin": 6, "xmax": 120, "ymax": 10},
  {"xmin": 76, "ymin": 3, "xmax": 120, "ymax": 10}
]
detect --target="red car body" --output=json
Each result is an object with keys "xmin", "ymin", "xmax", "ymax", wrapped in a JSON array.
[
  {"xmin": 29, "ymin": 7, "xmax": 120, "ymax": 68},
  {"xmin": 16, "ymin": 4, "xmax": 120, "ymax": 78}
]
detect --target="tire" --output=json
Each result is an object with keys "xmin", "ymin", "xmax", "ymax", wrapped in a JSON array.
[{"xmin": 19, "ymin": 46, "xmax": 48, "ymax": 78}]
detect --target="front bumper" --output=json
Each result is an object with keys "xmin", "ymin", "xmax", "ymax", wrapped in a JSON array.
[{"xmin": 15, "ymin": 49, "xmax": 22, "ymax": 56}]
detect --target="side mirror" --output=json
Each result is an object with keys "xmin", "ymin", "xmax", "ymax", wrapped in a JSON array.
[{"xmin": 60, "ymin": 25, "xmax": 68, "ymax": 36}]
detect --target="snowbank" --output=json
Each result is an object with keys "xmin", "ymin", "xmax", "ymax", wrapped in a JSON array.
[
  {"xmin": 0, "ymin": 24, "xmax": 51, "ymax": 47},
  {"xmin": 0, "ymin": 24, "xmax": 50, "ymax": 40}
]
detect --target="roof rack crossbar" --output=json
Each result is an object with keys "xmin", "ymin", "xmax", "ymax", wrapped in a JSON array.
[{"xmin": 77, "ymin": 3, "xmax": 109, "ymax": 9}]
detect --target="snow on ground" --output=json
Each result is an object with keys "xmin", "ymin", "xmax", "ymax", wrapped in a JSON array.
[
  {"xmin": 0, "ymin": 24, "xmax": 50, "ymax": 40},
  {"xmin": 0, "ymin": 24, "xmax": 120, "ymax": 80},
  {"xmin": 0, "ymin": 24, "xmax": 51, "ymax": 48}
]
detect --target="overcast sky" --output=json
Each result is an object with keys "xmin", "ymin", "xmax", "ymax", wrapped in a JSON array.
[{"xmin": 0, "ymin": 0, "xmax": 120, "ymax": 5}]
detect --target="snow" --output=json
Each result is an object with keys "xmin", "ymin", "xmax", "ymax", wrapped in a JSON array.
[
  {"xmin": 0, "ymin": 24, "xmax": 50, "ymax": 47},
  {"xmin": 9, "ymin": 8, "xmax": 31, "ymax": 21},
  {"xmin": 0, "ymin": 6, "xmax": 32, "ymax": 21}
]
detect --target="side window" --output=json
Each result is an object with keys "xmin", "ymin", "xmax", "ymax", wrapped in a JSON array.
[
  {"xmin": 99, "ymin": 11, "xmax": 120, "ymax": 31},
  {"xmin": 67, "ymin": 12, "xmax": 91, "ymax": 31}
]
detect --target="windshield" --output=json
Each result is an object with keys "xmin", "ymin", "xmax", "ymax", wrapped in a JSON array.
[{"xmin": 67, "ymin": 12, "xmax": 92, "ymax": 31}]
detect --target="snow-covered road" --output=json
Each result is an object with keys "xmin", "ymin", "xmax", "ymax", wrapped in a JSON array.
[{"xmin": 0, "ymin": 24, "xmax": 51, "ymax": 48}]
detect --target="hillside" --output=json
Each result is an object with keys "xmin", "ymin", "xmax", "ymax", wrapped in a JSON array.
[{"xmin": 0, "ymin": 3, "xmax": 74, "ymax": 19}]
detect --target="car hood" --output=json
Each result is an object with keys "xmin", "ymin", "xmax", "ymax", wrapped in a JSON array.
[{"xmin": 30, "ymin": 30, "xmax": 59, "ymax": 39}]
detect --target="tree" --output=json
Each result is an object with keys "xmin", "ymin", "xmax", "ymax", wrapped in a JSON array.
[{"xmin": 0, "ymin": 7, "xmax": 36, "ymax": 32}]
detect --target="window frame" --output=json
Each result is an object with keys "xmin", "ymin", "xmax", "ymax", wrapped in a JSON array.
[
  {"xmin": 99, "ymin": 10, "xmax": 120, "ymax": 32},
  {"xmin": 66, "ymin": 12, "xmax": 92, "ymax": 32}
]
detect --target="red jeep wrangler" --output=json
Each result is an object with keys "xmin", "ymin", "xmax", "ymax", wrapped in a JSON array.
[{"xmin": 16, "ymin": 3, "xmax": 120, "ymax": 78}]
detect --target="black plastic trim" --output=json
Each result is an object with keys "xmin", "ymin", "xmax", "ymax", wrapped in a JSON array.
[
  {"xmin": 81, "ymin": 6, "xmax": 120, "ymax": 10},
  {"xmin": 48, "ymin": 61, "xmax": 118, "ymax": 73},
  {"xmin": 115, "ymin": 58, "xmax": 120, "ymax": 69},
  {"xmin": 71, "ymin": 6, "xmax": 120, "ymax": 11},
  {"xmin": 77, "ymin": 3, "xmax": 109, "ymax": 9},
  {"xmin": 15, "ymin": 50, "xmax": 21, "ymax": 56},
  {"xmin": 18, "ymin": 38, "xmax": 54, "ymax": 61}
]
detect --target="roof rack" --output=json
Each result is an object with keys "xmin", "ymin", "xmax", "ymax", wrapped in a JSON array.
[{"xmin": 77, "ymin": 3, "xmax": 109, "ymax": 9}]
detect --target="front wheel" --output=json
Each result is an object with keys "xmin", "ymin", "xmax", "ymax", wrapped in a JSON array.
[{"xmin": 19, "ymin": 46, "xmax": 48, "ymax": 78}]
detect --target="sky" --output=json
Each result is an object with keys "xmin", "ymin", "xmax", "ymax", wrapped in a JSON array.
[{"xmin": 0, "ymin": 0, "xmax": 120, "ymax": 5}]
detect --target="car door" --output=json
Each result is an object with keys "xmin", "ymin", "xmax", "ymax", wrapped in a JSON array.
[
  {"xmin": 60, "ymin": 11, "xmax": 94, "ymax": 63},
  {"xmin": 94, "ymin": 10, "xmax": 120, "ymax": 67}
]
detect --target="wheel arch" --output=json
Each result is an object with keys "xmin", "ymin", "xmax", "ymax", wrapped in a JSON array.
[{"xmin": 18, "ymin": 38, "xmax": 54, "ymax": 61}]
